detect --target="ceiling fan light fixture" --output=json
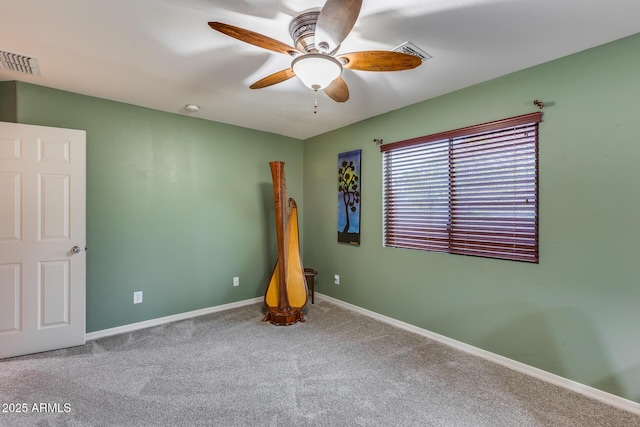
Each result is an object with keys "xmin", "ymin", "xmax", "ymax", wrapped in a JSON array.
[{"xmin": 292, "ymin": 54, "xmax": 342, "ymax": 91}]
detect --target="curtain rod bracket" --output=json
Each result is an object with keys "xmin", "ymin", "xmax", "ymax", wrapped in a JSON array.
[
  {"xmin": 533, "ymin": 99, "xmax": 545, "ymax": 110},
  {"xmin": 373, "ymin": 138, "xmax": 383, "ymax": 145}
]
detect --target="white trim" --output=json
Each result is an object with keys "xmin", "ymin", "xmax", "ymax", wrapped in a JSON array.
[
  {"xmin": 316, "ymin": 293, "xmax": 640, "ymax": 415},
  {"xmin": 85, "ymin": 297, "xmax": 263, "ymax": 341}
]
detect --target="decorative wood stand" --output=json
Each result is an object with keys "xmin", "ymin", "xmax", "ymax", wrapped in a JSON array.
[{"xmin": 262, "ymin": 309, "xmax": 305, "ymax": 326}]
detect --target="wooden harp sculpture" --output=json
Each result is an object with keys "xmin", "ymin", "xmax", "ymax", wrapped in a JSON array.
[{"xmin": 263, "ymin": 161, "xmax": 308, "ymax": 325}]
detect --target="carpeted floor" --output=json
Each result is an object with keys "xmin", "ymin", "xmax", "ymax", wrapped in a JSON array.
[{"xmin": 1, "ymin": 299, "xmax": 639, "ymax": 426}]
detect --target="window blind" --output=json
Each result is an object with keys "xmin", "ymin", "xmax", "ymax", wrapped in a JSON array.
[{"xmin": 381, "ymin": 112, "xmax": 541, "ymax": 263}]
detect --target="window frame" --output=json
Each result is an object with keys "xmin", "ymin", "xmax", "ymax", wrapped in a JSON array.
[{"xmin": 381, "ymin": 112, "xmax": 541, "ymax": 263}]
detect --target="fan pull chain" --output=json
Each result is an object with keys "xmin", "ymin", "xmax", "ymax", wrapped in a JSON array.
[{"xmin": 314, "ymin": 93, "xmax": 318, "ymax": 114}]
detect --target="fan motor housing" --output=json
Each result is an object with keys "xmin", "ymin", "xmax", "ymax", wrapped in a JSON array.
[
  {"xmin": 289, "ymin": 8, "xmax": 340, "ymax": 54},
  {"xmin": 289, "ymin": 9, "xmax": 319, "ymax": 53}
]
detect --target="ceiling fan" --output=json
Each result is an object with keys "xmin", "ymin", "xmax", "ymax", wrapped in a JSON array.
[{"xmin": 208, "ymin": 0, "xmax": 422, "ymax": 103}]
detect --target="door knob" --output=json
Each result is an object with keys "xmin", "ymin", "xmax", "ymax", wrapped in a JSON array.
[{"xmin": 71, "ymin": 246, "xmax": 81, "ymax": 254}]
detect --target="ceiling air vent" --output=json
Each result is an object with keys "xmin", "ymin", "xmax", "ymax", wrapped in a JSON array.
[
  {"xmin": 392, "ymin": 41, "xmax": 431, "ymax": 62},
  {"xmin": 0, "ymin": 50, "xmax": 41, "ymax": 76}
]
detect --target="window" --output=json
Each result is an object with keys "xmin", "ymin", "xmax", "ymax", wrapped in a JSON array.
[{"xmin": 381, "ymin": 112, "xmax": 541, "ymax": 263}]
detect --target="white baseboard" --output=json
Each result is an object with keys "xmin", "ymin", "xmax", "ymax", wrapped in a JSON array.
[
  {"xmin": 315, "ymin": 292, "xmax": 640, "ymax": 415},
  {"xmin": 85, "ymin": 297, "xmax": 263, "ymax": 341}
]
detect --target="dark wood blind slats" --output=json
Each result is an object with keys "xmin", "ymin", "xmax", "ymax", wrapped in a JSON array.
[{"xmin": 382, "ymin": 113, "xmax": 540, "ymax": 263}]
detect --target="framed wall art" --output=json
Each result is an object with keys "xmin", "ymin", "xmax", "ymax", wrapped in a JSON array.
[{"xmin": 337, "ymin": 149, "xmax": 361, "ymax": 245}]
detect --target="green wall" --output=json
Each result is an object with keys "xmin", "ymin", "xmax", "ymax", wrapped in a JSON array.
[
  {"xmin": 9, "ymin": 82, "xmax": 303, "ymax": 332},
  {"xmin": 303, "ymin": 33, "xmax": 640, "ymax": 403},
  {"xmin": 0, "ymin": 81, "xmax": 17, "ymax": 122}
]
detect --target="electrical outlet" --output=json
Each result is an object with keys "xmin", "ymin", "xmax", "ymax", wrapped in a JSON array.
[
  {"xmin": 133, "ymin": 291, "xmax": 143, "ymax": 304},
  {"xmin": 334, "ymin": 274, "xmax": 340, "ymax": 285},
  {"xmin": 233, "ymin": 276, "xmax": 239, "ymax": 287}
]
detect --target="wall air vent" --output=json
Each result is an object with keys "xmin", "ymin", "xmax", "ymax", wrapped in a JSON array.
[
  {"xmin": 392, "ymin": 41, "xmax": 432, "ymax": 62},
  {"xmin": 0, "ymin": 50, "xmax": 41, "ymax": 76}
]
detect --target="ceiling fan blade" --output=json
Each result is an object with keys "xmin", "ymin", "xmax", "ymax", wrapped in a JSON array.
[
  {"xmin": 338, "ymin": 51, "xmax": 422, "ymax": 71},
  {"xmin": 324, "ymin": 77, "xmax": 349, "ymax": 103},
  {"xmin": 209, "ymin": 22, "xmax": 299, "ymax": 56},
  {"xmin": 315, "ymin": 0, "xmax": 362, "ymax": 53},
  {"xmin": 249, "ymin": 68, "xmax": 296, "ymax": 89}
]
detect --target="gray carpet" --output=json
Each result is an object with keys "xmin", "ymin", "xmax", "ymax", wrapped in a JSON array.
[{"xmin": 1, "ymin": 299, "xmax": 639, "ymax": 426}]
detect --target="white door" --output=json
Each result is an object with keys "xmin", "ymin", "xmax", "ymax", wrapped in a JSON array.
[{"xmin": 0, "ymin": 121, "xmax": 86, "ymax": 359}]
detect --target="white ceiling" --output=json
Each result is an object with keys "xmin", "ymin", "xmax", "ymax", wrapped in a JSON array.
[{"xmin": 1, "ymin": 0, "xmax": 639, "ymax": 140}]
